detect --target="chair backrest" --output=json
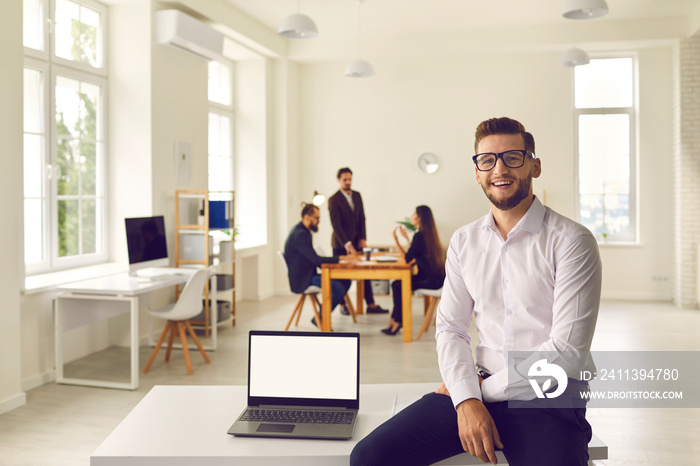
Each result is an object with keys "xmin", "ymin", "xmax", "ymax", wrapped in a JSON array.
[
  {"xmin": 167, "ymin": 269, "xmax": 211, "ymax": 321},
  {"xmin": 277, "ymin": 250, "xmax": 288, "ymax": 272}
]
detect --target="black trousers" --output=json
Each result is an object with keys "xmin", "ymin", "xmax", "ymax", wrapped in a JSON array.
[
  {"xmin": 390, "ymin": 279, "xmax": 441, "ymax": 324},
  {"xmin": 350, "ymin": 392, "xmax": 592, "ymax": 466},
  {"xmin": 333, "ymin": 247, "xmax": 375, "ymax": 305}
]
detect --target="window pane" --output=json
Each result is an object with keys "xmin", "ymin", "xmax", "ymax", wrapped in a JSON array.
[
  {"xmin": 579, "ymin": 194, "xmax": 604, "ymax": 237},
  {"xmin": 58, "ymin": 199, "xmax": 79, "ymax": 257},
  {"xmin": 24, "ymin": 68, "xmax": 44, "ymax": 133},
  {"xmin": 24, "ymin": 134, "xmax": 44, "ymax": 198},
  {"xmin": 56, "ymin": 75, "xmax": 80, "ymax": 138},
  {"xmin": 605, "ymin": 194, "xmax": 630, "ymax": 237},
  {"xmin": 23, "ymin": 0, "xmax": 44, "ymax": 50},
  {"xmin": 57, "ymin": 138, "xmax": 80, "ymax": 195},
  {"xmin": 220, "ymin": 114, "xmax": 232, "ymax": 157},
  {"xmin": 81, "ymin": 140, "xmax": 96, "ymax": 195},
  {"xmin": 578, "ymin": 114, "xmax": 630, "ymax": 194},
  {"xmin": 208, "ymin": 61, "xmax": 232, "ymax": 106},
  {"xmin": 81, "ymin": 198, "xmax": 96, "ymax": 254},
  {"xmin": 79, "ymin": 81, "xmax": 100, "ymax": 139},
  {"xmin": 55, "ymin": 0, "xmax": 101, "ymax": 67},
  {"xmin": 575, "ymin": 58, "xmax": 633, "ymax": 109},
  {"xmin": 24, "ymin": 199, "xmax": 44, "ymax": 263},
  {"xmin": 209, "ymin": 113, "xmax": 220, "ymax": 155}
]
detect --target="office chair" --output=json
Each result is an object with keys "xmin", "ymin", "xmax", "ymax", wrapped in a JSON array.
[
  {"xmin": 414, "ymin": 287, "xmax": 443, "ymax": 340},
  {"xmin": 278, "ymin": 251, "xmax": 324, "ymax": 331},
  {"xmin": 143, "ymin": 268, "xmax": 212, "ymax": 375}
]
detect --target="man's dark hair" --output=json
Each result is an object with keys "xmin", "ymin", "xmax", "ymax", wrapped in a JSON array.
[
  {"xmin": 301, "ymin": 202, "xmax": 318, "ymax": 219},
  {"xmin": 337, "ymin": 167, "xmax": 353, "ymax": 179},
  {"xmin": 474, "ymin": 117, "xmax": 535, "ymax": 154}
]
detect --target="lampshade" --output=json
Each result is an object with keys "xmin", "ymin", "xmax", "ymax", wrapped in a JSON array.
[
  {"xmin": 560, "ymin": 47, "xmax": 590, "ymax": 67},
  {"xmin": 345, "ymin": 59, "xmax": 375, "ymax": 78},
  {"xmin": 312, "ymin": 191, "xmax": 326, "ymax": 206},
  {"xmin": 562, "ymin": 0, "xmax": 609, "ymax": 19},
  {"xmin": 277, "ymin": 13, "xmax": 318, "ymax": 39}
]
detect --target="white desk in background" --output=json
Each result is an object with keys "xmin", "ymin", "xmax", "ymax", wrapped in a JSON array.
[
  {"xmin": 90, "ymin": 383, "xmax": 608, "ymax": 465},
  {"xmin": 54, "ymin": 267, "xmax": 216, "ymax": 390}
]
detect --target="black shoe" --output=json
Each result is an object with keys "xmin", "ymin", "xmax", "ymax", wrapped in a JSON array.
[
  {"xmin": 340, "ymin": 305, "xmax": 350, "ymax": 315},
  {"xmin": 367, "ymin": 305, "xmax": 389, "ymax": 314},
  {"xmin": 310, "ymin": 317, "xmax": 318, "ymax": 328},
  {"xmin": 380, "ymin": 324, "xmax": 402, "ymax": 335}
]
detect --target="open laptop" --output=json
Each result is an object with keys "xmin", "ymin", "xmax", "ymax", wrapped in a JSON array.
[{"xmin": 227, "ymin": 330, "xmax": 360, "ymax": 440}]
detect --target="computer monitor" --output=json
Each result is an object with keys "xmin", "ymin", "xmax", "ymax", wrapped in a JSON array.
[{"xmin": 124, "ymin": 216, "xmax": 169, "ymax": 274}]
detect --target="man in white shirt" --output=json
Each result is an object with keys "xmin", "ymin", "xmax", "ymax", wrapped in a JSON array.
[{"xmin": 351, "ymin": 117, "xmax": 602, "ymax": 466}]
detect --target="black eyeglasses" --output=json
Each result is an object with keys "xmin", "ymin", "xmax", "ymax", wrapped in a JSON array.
[{"xmin": 472, "ymin": 150, "xmax": 535, "ymax": 172}]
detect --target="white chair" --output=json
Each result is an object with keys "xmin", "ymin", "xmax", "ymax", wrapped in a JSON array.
[
  {"xmin": 414, "ymin": 287, "xmax": 442, "ymax": 340},
  {"xmin": 278, "ymin": 251, "xmax": 323, "ymax": 330},
  {"xmin": 143, "ymin": 269, "xmax": 212, "ymax": 375}
]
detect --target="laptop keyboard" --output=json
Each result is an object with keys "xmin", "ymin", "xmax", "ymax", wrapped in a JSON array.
[{"xmin": 241, "ymin": 408, "xmax": 354, "ymax": 425}]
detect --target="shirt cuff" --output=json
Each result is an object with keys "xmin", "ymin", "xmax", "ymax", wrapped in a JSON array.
[
  {"xmin": 449, "ymin": 378, "xmax": 483, "ymax": 409},
  {"xmin": 344, "ymin": 241, "xmax": 352, "ymax": 248}
]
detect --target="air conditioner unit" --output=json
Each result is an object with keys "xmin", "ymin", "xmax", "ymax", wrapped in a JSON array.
[{"xmin": 155, "ymin": 9, "xmax": 224, "ymax": 61}]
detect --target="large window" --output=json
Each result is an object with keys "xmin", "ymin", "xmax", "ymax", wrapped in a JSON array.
[
  {"xmin": 23, "ymin": 0, "xmax": 107, "ymax": 273},
  {"xmin": 575, "ymin": 57, "xmax": 636, "ymax": 242},
  {"xmin": 208, "ymin": 60, "xmax": 234, "ymax": 193}
]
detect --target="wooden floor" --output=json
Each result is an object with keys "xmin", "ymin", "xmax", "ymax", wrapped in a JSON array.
[{"xmin": 1, "ymin": 297, "xmax": 699, "ymax": 465}]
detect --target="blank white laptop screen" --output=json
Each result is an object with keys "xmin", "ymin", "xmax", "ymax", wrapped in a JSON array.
[{"xmin": 249, "ymin": 334, "xmax": 358, "ymax": 400}]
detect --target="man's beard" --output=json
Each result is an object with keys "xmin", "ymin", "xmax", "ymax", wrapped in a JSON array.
[
  {"xmin": 483, "ymin": 175, "xmax": 531, "ymax": 211},
  {"xmin": 309, "ymin": 223, "xmax": 319, "ymax": 232}
]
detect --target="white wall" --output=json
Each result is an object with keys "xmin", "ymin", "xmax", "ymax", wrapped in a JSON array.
[
  {"xmin": 0, "ymin": 0, "xmax": 26, "ymax": 414},
  {"xmin": 296, "ymin": 47, "xmax": 674, "ymax": 300}
]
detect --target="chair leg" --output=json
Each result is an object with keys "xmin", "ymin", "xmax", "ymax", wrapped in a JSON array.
[
  {"xmin": 165, "ymin": 322, "xmax": 177, "ymax": 362},
  {"xmin": 344, "ymin": 295, "xmax": 357, "ymax": 323},
  {"xmin": 417, "ymin": 297, "xmax": 439, "ymax": 340},
  {"xmin": 177, "ymin": 321, "xmax": 193, "ymax": 375},
  {"xmin": 285, "ymin": 295, "xmax": 305, "ymax": 331},
  {"xmin": 185, "ymin": 321, "xmax": 211, "ymax": 364},
  {"xmin": 294, "ymin": 294, "xmax": 305, "ymax": 326},
  {"xmin": 144, "ymin": 321, "xmax": 171, "ymax": 373},
  {"xmin": 309, "ymin": 294, "xmax": 324, "ymax": 331}
]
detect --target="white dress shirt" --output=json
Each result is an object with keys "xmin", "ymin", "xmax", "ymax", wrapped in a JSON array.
[{"xmin": 435, "ymin": 197, "xmax": 602, "ymax": 407}]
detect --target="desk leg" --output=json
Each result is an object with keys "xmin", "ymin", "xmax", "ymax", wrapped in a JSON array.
[
  {"xmin": 321, "ymin": 269, "xmax": 332, "ymax": 332},
  {"xmin": 54, "ymin": 298, "xmax": 64, "ymax": 383},
  {"xmin": 401, "ymin": 271, "xmax": 413, "ymax": 342},
  {"xmin": 129, "ymin": 296, "xmax": 139, "ymax": 390},
  {"xmin": 356, "ymin": 280, "xmax": 365, "ymax": 315}
]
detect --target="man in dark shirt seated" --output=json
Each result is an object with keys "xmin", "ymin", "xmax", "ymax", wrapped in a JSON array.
[{"xmin": 283, "ymin": 203, "xmax": 352, "ymax": 326}]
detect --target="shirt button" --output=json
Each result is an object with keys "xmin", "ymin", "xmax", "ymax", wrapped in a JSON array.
[
  {"xmin": 504, "ymin": 245, "xmax": 508, "ymax": 251},
  {"xmin": 503, "ymin": 278, "xmax": 508, "ymax": 284},
  {"xmin": 506, "ymin": 338, "xmax": 512, "ymax": 344},
  {"xmin": 507, "ymin": 310, "xmax": 513, "ymax": 316}
]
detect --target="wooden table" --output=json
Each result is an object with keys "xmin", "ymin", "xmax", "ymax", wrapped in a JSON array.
[{"xmin": 320, "ymin": 255, "xmax": 414, "ymax": 342}]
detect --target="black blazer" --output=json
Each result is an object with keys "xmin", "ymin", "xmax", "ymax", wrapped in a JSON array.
[
  {"xmin": 283, "ymin": 222, "xmax": 338, "ymax": 294},
  {"xmin": 328, "ymin": 190, "xmax": 366, "ymax": 251}
]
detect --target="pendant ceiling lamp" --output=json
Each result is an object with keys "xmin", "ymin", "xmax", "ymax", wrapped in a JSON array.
[
  {"xmin": 278, "ymin": 1, "xmax": 318, "ymax": 39},
  {"xmin": 562, "ymin": 0, "xmax": 609, "ymax": 20},
  {"xmin": 345, "ymin": 0, "xmax": 374, "ymax": 78},
  {"xmin": 560, "ymin": 47, "xmax": 590, "ymax": 67}
]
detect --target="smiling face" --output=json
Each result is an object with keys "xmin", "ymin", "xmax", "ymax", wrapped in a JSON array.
[{"xmin": 475, "ymin": 133, "xmax": 541, "ymax": 211}]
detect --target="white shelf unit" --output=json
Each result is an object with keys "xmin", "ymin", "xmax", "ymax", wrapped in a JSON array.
[{"xmin": 174, "ymin": 190, "xmax": 236, "ymax": 343}]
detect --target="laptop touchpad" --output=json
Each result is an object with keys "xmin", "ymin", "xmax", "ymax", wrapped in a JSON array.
[{"xmin": 257, "ymin": 423, "xmax": 295, "ymax": 433}]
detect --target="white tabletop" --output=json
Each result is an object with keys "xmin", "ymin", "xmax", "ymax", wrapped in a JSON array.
[
  {"xmin": 90, "ymin": 383, "xmax": 607, "ymax": 466},
  {"xmin": 57, "ymin": 268, "xmax": 198, "ymax": 296}
]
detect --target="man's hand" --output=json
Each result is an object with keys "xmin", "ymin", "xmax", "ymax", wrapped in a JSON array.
[
  {"xmin": 346, "ymin": 244, "xmax": 357, "ymax": 255},
  {"xmin": 456, "ymin": 399, "xmax": 503, "ymax": 465}
]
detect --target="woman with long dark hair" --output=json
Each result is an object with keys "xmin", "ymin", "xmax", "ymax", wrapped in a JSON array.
[{"xmin": 382, "ymin": 205, "xmax": 446, "ymax": 335}]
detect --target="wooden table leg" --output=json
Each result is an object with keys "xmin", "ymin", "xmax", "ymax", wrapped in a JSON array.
[
  {"xmin": 356, "ymin": 280, "xmax": 365, "ymax": 314},
  {"xmin": 401, "ymin": 271, "xmax": 412, "ymax": 342},
  {"xmin": 321, "ymin": 268, "xmax": 332, "ymax": 332}
]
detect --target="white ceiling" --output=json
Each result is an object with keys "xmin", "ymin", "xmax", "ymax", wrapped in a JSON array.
[{"xmin": 223, "ymin": 0, "xmax": 700, "ymax": 40}]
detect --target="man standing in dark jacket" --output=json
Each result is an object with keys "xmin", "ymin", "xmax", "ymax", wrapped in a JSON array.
[
  {"xmin": 328, "ymin": 167, "xmax": 387, "ymax": 314},
  {"xmin": 284, "ymin": 203, "xmax": 351, "ymax": 324}
]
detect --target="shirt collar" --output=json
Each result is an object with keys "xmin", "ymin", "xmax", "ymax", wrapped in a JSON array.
[{"xmin": 482, "ymin": 195, "xmax": 545, "ymax": 235}]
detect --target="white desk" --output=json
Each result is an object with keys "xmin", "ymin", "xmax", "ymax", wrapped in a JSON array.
[
  {"xmin": 54, "ymin": 267, "xmax": 214, "ymax": 390},
  {"xmin": 90, "ymin": 383, "xmax": 608, "ymax": 465}
]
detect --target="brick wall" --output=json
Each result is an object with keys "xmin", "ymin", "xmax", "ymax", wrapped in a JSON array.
[{"xmin": 674, "ymin": 35, "xmax": 700, "ymax": 308}]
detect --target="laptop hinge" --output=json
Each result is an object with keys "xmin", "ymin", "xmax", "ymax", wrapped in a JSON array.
[{"xmin": 258, "ymin": 405, "xmax": 347, "ymax": 411}]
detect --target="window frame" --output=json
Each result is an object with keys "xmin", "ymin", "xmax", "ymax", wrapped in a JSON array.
[
  {"xmin": 23, "ymin": 0, "xmax": 109, "ymax": 275},
  {"xmin": 208, "ymin": 59, "xmax": 235, "ymax": 193},
  {"xmin": 573, "ymin": 55, "xmax": 639, "ymax": 244}
]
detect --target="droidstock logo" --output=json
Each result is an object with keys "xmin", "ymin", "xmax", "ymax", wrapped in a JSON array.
[{"xmin": 528, "ymin": 359, "xmax": 568, "ymax": 399}]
